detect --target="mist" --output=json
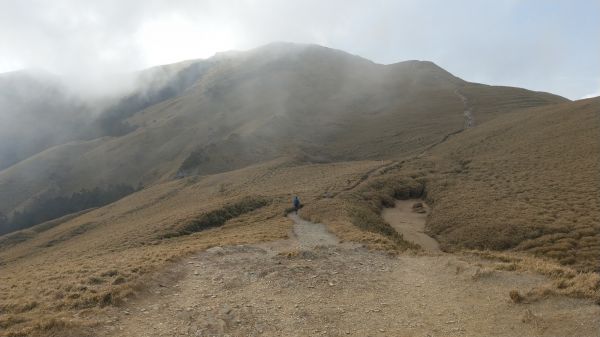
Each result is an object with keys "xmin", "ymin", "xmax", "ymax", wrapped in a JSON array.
[{"xmin": 0, "ymin": 0, "xmax": 599, "ymax": 100}]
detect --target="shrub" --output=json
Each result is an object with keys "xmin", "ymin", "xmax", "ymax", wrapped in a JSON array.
[
  {"xmin": 164, "ymin": 196, "xmax": 269, "ymax": 238},
  {"xmin": 3, "ymin": 184, "xmax": 136, "ymax": 236},
  {"xmin": 509, "ymin": 289, "xmax": 524, "ymax": 303}
]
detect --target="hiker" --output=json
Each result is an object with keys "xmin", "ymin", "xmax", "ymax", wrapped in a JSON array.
[{"xmin": 293, "ymin": 196, "xmax": 301, "ymax": 213}]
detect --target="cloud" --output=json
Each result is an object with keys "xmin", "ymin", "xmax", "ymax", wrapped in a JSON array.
[
  {"xmin": 0, "ymin": 0, "xmax": 598, "ymax": 99},
  {"xmin": 581, "ymin": 91, "xmax": 600, "ymax": 100}
]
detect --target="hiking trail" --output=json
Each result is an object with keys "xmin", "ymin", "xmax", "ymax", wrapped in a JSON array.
[
  {"xmin": 454, "ymin": 89, "xmax": 475, "ymax": 128},
  {"xmin": 287, "ymin": 213, "xmax": 338, "ymax": 249},
  {"xmin": 419, "ymin": 88, "xmax": 476, "ymax": 156},
  {"xmin": 99, "ymin": 212, "xmax": 600, "ymax": 337}
]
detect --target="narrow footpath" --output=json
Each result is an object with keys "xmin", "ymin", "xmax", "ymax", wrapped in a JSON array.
[{"xmin": 100, "ymin": 212, "xmax": 600, "ymax": 337}]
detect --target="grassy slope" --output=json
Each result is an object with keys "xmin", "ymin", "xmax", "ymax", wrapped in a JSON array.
[
  {"xmin": 1, "ymin": 43, "xmax": 592, "ymax": 336},
  {"xmin": 462, "ymin": 82, "xmax": 568, "ymax": 123},
  {"xmin": 0, "ymin": 97, "xmax": 597, "ymax": 335},
  {"xmin": 0, "ymin": 158, "xmax": 395, "ymax": 336},
  {"xmin": 422, "ymin": 97, "xmax": 600, "ymax": 272},
  {"xmin": 0, "ymin": 44, "xmax": 565, "ymax": 215}
]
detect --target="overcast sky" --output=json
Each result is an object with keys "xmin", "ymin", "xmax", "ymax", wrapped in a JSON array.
[{"xmin": 0, "ymin": 0, "xmax": 598, "ymax": 99}]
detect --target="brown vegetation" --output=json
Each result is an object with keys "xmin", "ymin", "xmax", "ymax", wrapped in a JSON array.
[
  {"xmin": 0, "ymin": 159, "xmax": 386, "ymax": 336},
  {"xmin": 421, "ymin": 97, "xmax": 600, "ymax": 272},
  {"xmin": 0, "ymin": 45, "xmax": 598, "ymax": 336},
  {"xmin": 509, "ymin": 290, "xmax": 524, "ymax": 303},
  {"xmin": 468, "ymin": 250, "xmax": 600, "ymax": 304}
]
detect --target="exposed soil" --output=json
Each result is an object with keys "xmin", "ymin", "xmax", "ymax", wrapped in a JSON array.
[
  {"xmin": 381, "ymin": 200, "xmax": 440, "ymax": 252},
  {"xmin": 287, "ymin": 213, "xmax": 339, "ymax": 249},
  {"xmin": 99, "ymin": 215, "xmax": 600, "ymax": 337},
  {"xmin": 455, "ymin": 89, "xmax": 475, "ymax": 128}
]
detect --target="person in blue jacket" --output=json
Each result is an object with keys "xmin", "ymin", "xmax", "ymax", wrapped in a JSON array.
[{"xmin": 293, "ymin": 196, "xmax": 301, "ymax": 213}]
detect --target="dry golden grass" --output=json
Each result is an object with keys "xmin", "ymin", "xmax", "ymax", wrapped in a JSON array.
[
  {"xmin": 509, "ymin": 289, "xmax": 524, "ymax": 303},
  {"xmin": 468, "ymin": 250, "xmax": 600, "ymax": 304},
  {"xmin": 0, "ymin": 44, "xmax": 565, "ymax": 217},
  {"xmin": 301, "ymin": 167, "xmax": 426, "ymax": 252},
  {"xmin": 420, "ymin": 97, "xmax": 600, "ymax": 272},
  {"xmin": 461, "ymin": 82, "xmax": 567, "ymax": 124},
  {"xmin": 0, "ymin": 45, "xmax": 595, "ymax": 336},
  {"xmin": 0, "ymin": 158, "xmax": 389, "ymax": 336}
]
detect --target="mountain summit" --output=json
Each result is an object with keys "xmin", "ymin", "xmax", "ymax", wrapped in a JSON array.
[{"xmin": 0, "ymin": 43, "xmax": 565, "ymax": 216}]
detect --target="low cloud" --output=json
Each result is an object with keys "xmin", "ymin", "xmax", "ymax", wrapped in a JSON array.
[
  {"xmin": 581, "ymin": 91, "xmax": 600, "ymax": 100},
  {"xmin": 0, "ymin": 0, "xmax": 598, "ymax": 99}
]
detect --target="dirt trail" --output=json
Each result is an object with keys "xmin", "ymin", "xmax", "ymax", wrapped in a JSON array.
[
  {"xmin": 382, "ymin": 200, "xmax": 440, "ymax": 252},
  {"xmin": 454, "ymin": 89, "xmax": 475, "ymax": 128},
  {"xmin": 287, "ymin": 213, "xmax": 338, "ymax": 249},
  {"xmin": 100, "ymin": 215, "xmax": 600, "ymax": 337},
  {"xmin": 420, "ymin": 89, "xmax": 476, "ymax": 156}
]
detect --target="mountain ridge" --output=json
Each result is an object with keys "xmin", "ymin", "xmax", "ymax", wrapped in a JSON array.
[{"xmin": 0, "ymin": 43, "xmax": 567, "ymax": 218}]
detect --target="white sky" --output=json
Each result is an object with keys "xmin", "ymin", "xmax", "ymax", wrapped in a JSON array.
[{"xmin": 0, "ymin": 0, "xmax": 599, "ymax": 99}]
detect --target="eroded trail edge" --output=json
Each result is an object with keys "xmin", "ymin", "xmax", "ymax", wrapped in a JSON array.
[{"xmin": 382, "ymin": 199, "xmax": 440, "ymax": 253}]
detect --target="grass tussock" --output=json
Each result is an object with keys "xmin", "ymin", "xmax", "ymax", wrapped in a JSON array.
[
  {"xmin": 470, "ymin": 250, "xmax": 600, "ymax": 303},
  {"xmin": 8, "ymin": 317, "xmax": 88, "ymax": 337},
  {"xmin": 509, "ymin": 289, "xmax": 524, "ymax": 303}
]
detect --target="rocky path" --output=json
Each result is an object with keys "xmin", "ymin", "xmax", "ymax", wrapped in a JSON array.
[
  {"xmin": 287, "ymin": 213, "xmax": 338, "ymax": 249},
  {"xmin": 454, "ymin": 89, "xmax": 475, "ymax": 128},
  {"xmin": 101, "ymin": 215, "xmax": 600, "ymax": 337},
  {"xmin": 420, "ymin": 89, "xmax": 476, "ymax": 156}
]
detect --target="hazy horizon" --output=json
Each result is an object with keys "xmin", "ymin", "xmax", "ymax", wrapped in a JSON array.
[{"xmin": 0, "ymin": 0, "xmax": 599, "ymax": 99}]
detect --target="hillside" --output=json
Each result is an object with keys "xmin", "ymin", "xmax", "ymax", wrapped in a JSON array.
[
  {"xmin": 0, "ymin": 43, "xmax": 597, "ymax": 336},
  {"xmin": 421, "ymin": 97, "xmax": 600, "ymax": 272},
  {"xmin": 0, "ymin": 43, "xmax": 565, "ymax": 216}
]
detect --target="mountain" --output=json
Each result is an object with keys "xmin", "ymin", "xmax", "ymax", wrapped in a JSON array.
[
  {"xmin": 0, "ymin": 43, "xmax": 566, "ymax": 216},
  {"xmin": 0, "ymin": 42, "xmax": 598, "ymax": 337}
]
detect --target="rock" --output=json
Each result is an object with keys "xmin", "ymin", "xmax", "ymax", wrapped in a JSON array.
[
  {"xmin": 221, "ymin": 305, "xmax": 232, "ymax": 315},
  {"xmin": 207, "ymin": 246, "xmax": 225, "ymax": 255},
  {"xmin": 412, "ymin": 202, "xmax": 423, "ymax": 209}
]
